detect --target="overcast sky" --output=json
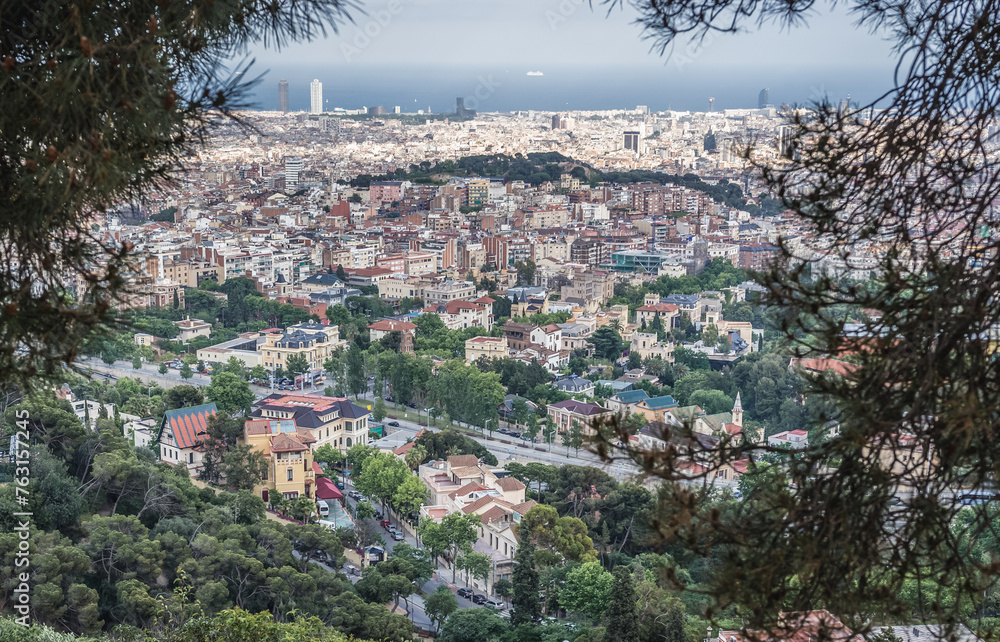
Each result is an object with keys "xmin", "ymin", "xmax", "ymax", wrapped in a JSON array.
[{"xmin": 245, "ymin": 0, "xmax": 896, "ymax": 71}]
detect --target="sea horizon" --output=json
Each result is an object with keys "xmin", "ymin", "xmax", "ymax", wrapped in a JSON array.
[{"xmin": 241, "ymin": 63, "xmax": 895, "ymax": 115}]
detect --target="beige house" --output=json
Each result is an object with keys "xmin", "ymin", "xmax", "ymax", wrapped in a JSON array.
[
  {"xmin": 174, "ymin": 316, "xmax": 212, "ymax": 343},
  {"xmin": 466, "ymin": 336, "xmax": 508, "ymax": 364}
]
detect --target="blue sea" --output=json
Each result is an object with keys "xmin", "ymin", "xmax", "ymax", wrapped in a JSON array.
[{"xmin": 243, "ymin": 63, "xmax": 895, "ymax": 114}]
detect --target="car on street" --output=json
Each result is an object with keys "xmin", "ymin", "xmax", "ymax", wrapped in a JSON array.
[
  {"xmin": 472, "ymin": 594, "xmax": 487, "ymax": 605},
  {"xmin": 387, "ymin": 421, "xmax": 400, "ymax": 427},
  {"xmin": 392, "ymin": 531, "xmax": 404, "ymax": 541},
  {"xmin": 335, "ymin": 481, "xmax": 345, "ymax": 490},
  {"xmin": 509, "ymin": 432, "xmax": 521, "ymax": 439},
  {"xmin": 456, "ymin": 587, "xmax": 474, "ymax": 598},
  {"xmin": 485, "ymin": 600, "xmax": 503, "ymax": 610},
  {"xmin": 380, "ymin": 520, "xmax": 391, "ymax": 529},
  {"xmin": 342, "ymin": 564, "xmax": 359, "ymax": 576}
]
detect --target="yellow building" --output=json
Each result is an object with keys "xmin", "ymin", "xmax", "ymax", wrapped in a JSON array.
[
  {"xmin": 243, "ymin": 418, "xmax": 317, "ymax": 504},
  {"xmin": 260, "ymin": 322, "xmax": 345, "ymax": 372},
  {"xmin": 465, "ymin": 336, "xmax": 509, "ymax": 364}
]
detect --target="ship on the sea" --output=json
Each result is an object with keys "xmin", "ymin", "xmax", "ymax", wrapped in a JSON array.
[{"xmin": 526, "ymin": 71, "xmax": 543, "ymax": 76}]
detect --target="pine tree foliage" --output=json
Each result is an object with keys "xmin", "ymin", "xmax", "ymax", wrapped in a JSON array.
[
  {"xmin": 593, "ymin": 0, "xmax": 1000, "ymax": 637},
  {"xmin": 0, "ymin": 0, "xmax": 354, "ymax": 390}
]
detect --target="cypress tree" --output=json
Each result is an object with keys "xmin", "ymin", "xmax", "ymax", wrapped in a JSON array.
[
  {"xmin": 664, "ymin": 601, "xmax": 685, "ymax": 642},
  {"xmin": 510, "ymin": 542, "xmax": 540, "ymax": 626},
  {"xmin": 603, "ymin": 566, "xmax": 639, "ymax": 642}
]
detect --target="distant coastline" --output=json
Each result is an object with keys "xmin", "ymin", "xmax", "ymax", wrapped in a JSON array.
[{"xmin": 246, "ymin": 63, "xmax": 894, "ymax": 114}]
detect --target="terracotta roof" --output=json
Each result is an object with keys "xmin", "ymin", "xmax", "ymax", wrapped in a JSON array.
[
  {"xmin": 462, "ymin": 495, "xmax": 499, "ymax": 514},
  {"xmin": 497, "ymin": 477, "xmax": 526, "ymax": 492},
  {"xmin": 393, "ymin": 441, "xmax": 417, "ymax": 456},
  {"xmin": 512, "ymin": 500, "xmax": 538, "ymax": 516},
  {"xmin": 479, "ymin": 505, "xmax": 510, "ymax": 524},
  {"xmin": 447, "ymin": 454, "xmax": 479, "ymax": 468},
  {"xmin": 636, "ymin": 303, "xmax": 680, "ymax": 313},
  {"xmin": 368, "ymin": 319, "xmax": 418, "ymax": 332},
  {"xmin": 270, "ymin": 432, "xmax": 309, "ymax": 452},
  {"xmin": 450, "ymin": 482, "xmax": 487, "ymax": 499},
  {"xmin": 162, "ymin": 403, "xmax": 217, "ymax": 450},
  {"xmin": 451, "ymin": 465, "xmax": 484, "ymax": 478}
]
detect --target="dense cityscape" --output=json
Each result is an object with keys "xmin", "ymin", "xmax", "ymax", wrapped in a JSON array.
[{"xmin": 4, "ymin": 3, "xmax": 998, "ymax": 642}]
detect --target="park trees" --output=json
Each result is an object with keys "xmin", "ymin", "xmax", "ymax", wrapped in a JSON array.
[
  {"xmin": 204, "ymin": 372, "xmax": 254, "ymax": 415},
  {"xmin": 425, "ymin": 585, "xmax": 459, "ymax": 634},
  {"xmin": 163, "ymin": 385, "xmax": 205, "ymax": 411},
  {"xmin": 518, "ymin": 504, "xmax": 597, "ymax": 565}
]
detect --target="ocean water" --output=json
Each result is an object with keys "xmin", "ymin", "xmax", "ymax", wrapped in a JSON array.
[{"xmin": 243, "ymin": 63, "xmax": 895, "ymax": 114}]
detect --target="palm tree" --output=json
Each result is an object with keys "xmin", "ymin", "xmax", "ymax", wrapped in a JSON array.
[{"xmin": 609, "ymin": 318, "xmax": 624, "ymax": 332}]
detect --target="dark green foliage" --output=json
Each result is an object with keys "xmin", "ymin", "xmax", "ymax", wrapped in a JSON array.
[
  {"xmin": 416, "ymin": 430, "xmax": 497, "ymax": 467},
  {"xmin": 511, "ymin": 543, "xmax": 541, "ymax": 625},
  {"xmin": 603, "ymin": 567, "xmax": 639, "ymax": 642},
  {"xmin": 588, "ymin": 326, "xmax": 625, "ymax": 360}
]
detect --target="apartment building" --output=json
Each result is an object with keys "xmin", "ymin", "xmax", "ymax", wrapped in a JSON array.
[
  {"xmin": 243, "ymin": 418, "xmax": 317, "ymax": 503},
  {"xmin": 257, "ymin": 323, "xmax": 345, "ymax": 372},
  {"xmin": 250, "ymin": 392, "xmax": 372, "ymax": 452}
]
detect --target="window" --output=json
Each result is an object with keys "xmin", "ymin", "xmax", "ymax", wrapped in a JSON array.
[
  {"xmin": 262, "ymin": 467, "xmax": 268, "ymax": 481},
  {"xmin": 345, "ymin": 420, "xmax": 352, "ymax": 431},
  {"xmin": 287, "ymin": 468, "xmax": 294, "ymax": 482},
  {"xmin": 189, "ymin": 453, "xmax": 194, "ymax": 464}
]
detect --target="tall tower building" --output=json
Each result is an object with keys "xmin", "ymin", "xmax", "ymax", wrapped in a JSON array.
[
  {"xmin": 310, "ymin": 79, "xmax": 323, "ymax": 114},
  {"xmin": 278, "ymin": 79, "xmax": 289, "ymax": 112},
  {"xmin": 758, "ymin": 88, "xmax": 770, "ymax": 109}
]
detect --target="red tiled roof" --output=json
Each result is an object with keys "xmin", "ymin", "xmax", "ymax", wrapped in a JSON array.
[
  {"xmin": 368, "ymin": 319, "xmax": 418, "ymax": 332},
  {"xmin": 636, "ymin": 303, "xmax": 680, "ymax": 313},
  {"xmin": 497, "ymin": 477, "xmax": 525, "ymax": 492},
  {"xmin": 447, "ymin": 454, "xmax": 479, "ymax": 468},
  {"xmin": 270, "ymin": 432, "xmax": 308, "ymax": 452},
  {"xmin": 162, "ymin": 403, "xmax": 217, "ymax": 450},
  {"xmin": 462, "ymin": 494, "xmax": 499, "ymax": 514}
]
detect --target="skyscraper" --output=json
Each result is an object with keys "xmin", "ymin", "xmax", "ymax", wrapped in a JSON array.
[
  {"xmin": 758, "ymin": 88, "xmax": 770, "ymax": 109},
  {"xmin": 278, "ymin": 79, "xmax": 289, "ymax": 113},
  {"xmin": 310, "ymin": 79, "xmax": 322, "ymax": 114}
]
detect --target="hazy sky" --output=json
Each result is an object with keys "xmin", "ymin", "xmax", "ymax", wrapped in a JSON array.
[{"xmin": 246, "ymin": 0, "xmax": 896, "ymax": 71}]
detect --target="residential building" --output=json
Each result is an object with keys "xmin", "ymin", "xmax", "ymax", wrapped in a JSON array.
[
  {"xmin": 310, "ymin": 79, "xmax": 322, "ymax": 114},
  {"xmin": 243, "ymin": 418, "xmax": 317, "ymax": 503},
  {"xmin": 553, "ymin": 375, "xmax": 594, "ymax": 396},
  {"xmin": 174, "ymin": 316, "xmax": 212, "ymax": 343},
  {"xmin": 465, "ymin": 336, "xmax": 509, "ymax": 364},
  {"xmin": 768, "ymin": 429, "xmax": 809, "ymax": 450},
  {"xmin": 368, "ymin": 319, "xmax": 418, "ymax": 342},
  {"xmin": 250, "ymin": 393, "xmax": 372, "ymax": 452},
  {"xmin": 157, "ymin": 403, "xmax": 217, "ymax": 472},
  {"xmin": 547, "ymin": 399, "xmax": 613, "ymax": 435},
  {"xmin": 259, "ymin": 323, "xmax": 345, "ymax": 372}
]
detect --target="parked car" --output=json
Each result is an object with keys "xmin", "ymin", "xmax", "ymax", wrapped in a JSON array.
[
  {"xmin": 380, "ymin": 520, "xmax": 391, "ymax": 529},
  {"xmin": 406, "ymin": 402, "xmax": 417, "ymax": 409},
  {"xmin": 335, "ymin": 481, "xmax": 345, "ymax": 490},
  {"xmin": 456, "ymin": 587, "xmax": 474, "ymax": 599},
  {"xmin": 509, "ymin": 432, "xmax": 521, "ymax": 439},
  {"xmin": 472, "ymin": 594, "xmax": 487, "ymax": 605},
  {"xmin": 387, "ymin": 421, "xmax": 400, "ymax": 427},
  {"xmin": 342, "ymin": 564, "xmax": 359, "ymax": 576},
  {"xmin": 485, "ymin": 600, "xmax": 503, "ymax": 610},
  {"xmin": 392, "ymin": 531, "xmax": 404, "ymax": 541},
  {"xmin": 317, "ymin": 500, "xmax": 330, "ymax": 517},
  {"xmin": 498, "ymin": 428, "xmax": 510, "ymax": 435}
]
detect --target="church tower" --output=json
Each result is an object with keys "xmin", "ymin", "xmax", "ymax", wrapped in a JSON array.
[{"xmin": 732, "ymin": 391, "xmax": 744, "ymax": 428}]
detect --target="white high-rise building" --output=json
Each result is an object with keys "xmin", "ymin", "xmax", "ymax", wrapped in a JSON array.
[{"xmin": 310, "ymin": 79, "xmax": 323, "ymax": 114}]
